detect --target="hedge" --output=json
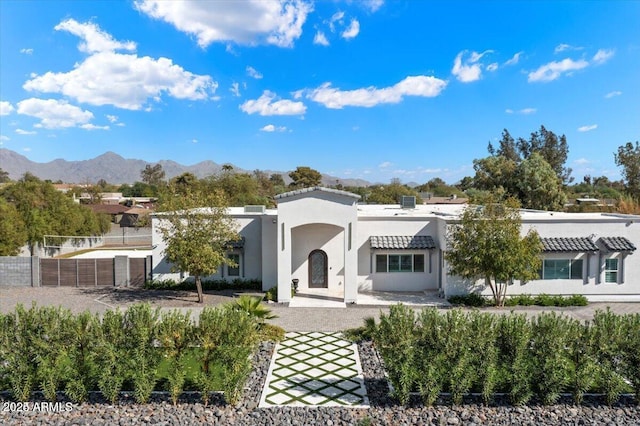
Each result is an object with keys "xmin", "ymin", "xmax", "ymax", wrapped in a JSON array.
[
  {"xmin": 0, "ymin": 303, "xmax": 261, "ymax": 405},
  {"xmin": 373, "ymin": 305, "xmax": 640, "ymax": 406}
]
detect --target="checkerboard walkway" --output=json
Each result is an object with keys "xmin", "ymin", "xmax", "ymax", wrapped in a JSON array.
[{"xmin": 259, "ymin": 332, "xmax": 369, "ymax": 407}]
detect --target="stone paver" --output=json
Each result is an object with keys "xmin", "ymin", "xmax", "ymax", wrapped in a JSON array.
[{"xmin": 259, "ymin": 332, "xmax": 369, "ymax": 408}]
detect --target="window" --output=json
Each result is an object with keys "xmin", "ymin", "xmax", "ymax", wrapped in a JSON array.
[
  {"xmin": 227, "ymin": 253, "xmax": 240, "ymax": 277},
  {"xmin": 541, "ymin": 259, "xmax": 583, "ymax": 279},
  {"xmin": 605, "ymin": 258, "xmax": 618, "ymax": 283},
  {"xmin": 376, "ymin": 254, "xmax": 425, "ymax": 273}
]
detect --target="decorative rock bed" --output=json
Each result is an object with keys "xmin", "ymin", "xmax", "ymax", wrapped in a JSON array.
[{"xmin": 1, "ymin": 341, "xmax": 639, "ymax": 425}]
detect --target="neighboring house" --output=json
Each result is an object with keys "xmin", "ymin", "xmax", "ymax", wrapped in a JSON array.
[
  {"xmin": 152, "ymin": 187, "xmax": 640, "ymax": 303},
  {"xmin": 120, "ymin": 207, "xmax": 152, "ymax": 227},
  {"xmin": 87, "ymin": 204, "xmax": 129, "ymax": 224}
]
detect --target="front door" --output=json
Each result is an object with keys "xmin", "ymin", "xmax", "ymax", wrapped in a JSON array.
[{"xmin": 308, "ymin": 249, "xmax": 328, "ymax": 288}]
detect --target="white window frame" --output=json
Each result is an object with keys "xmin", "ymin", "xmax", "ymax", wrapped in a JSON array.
[{"xmin": 604, "ymin": 258, "xmax": 618, "ymax": 284}]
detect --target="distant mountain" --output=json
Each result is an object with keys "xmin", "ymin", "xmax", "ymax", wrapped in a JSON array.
[{"xmin": 0, "ymin": 148, "xmax": 372, "ymax": 187}]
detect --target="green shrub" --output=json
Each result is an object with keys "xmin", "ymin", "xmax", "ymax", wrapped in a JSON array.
[
  {"xmin": 448, "ymin": 293, "xmax": 488, "ymax": 307},
  {"xmin": 232, "ymin": 295, "xmax": 277, "ymax": 323},
  {"xmin": 530, "ymin": 313, "xmax": 572, "ymax": 404},
  {"xmin": 620, "ymin": 313, "xmax": 640, "ymax": 403},
  {"xmin": 64, "ymin": 311, "xmax": 99, "ymax": 402},
  {"xmin": 592, "ymin": 309, "xmax": 631, "ymax": 405},
  {"xmin": 375, "ymin": 304, "xmax": 417, "ymax": 405},
  {"xmin": 195, "ymin": 305, "xmax": 259, "ymax": 405},
  {"xmin": 158, "ymin": 310, "xmax": 194, "ymax": 405},
  {"xmin": 145, "ymin": 278, "xmax": 262, "ymax": 291},
  {"xmin": 258, "ymin": 323, "xmax": 286, "ymax": 342},
  {"xmin": 497, "ymin": 314, "xmax": 533, "ymax": 405},
  {"xmin": 504, "ymin": 294, "xmax": 588, "ymax": 307},
  {"xmin": 124, "ymin": 304, "xmax": 161, "ymax": 404},
  {"xmin": 467, "ymin": 312, "xmax": 499, "ymax": 404},
  {"xmin": 94, "ymin": 309, "xmax": 128, "ymax": 404},
  {"xmin": 504, "ymin": 294, "xmax": 535, "ymax": 306},
  {"xmin": 264, "ymin": 286, "xmax": 277, "ymax": 302},
  {"xmin": 414, "ymin": 308, "xmax": 445, "ymax": 406},
  {"xmin": 566, "ymin": 317, "xmax": 598, "ymax": 404}
]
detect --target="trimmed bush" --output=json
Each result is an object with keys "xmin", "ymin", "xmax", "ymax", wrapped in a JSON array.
[
  {"xmin": 145, "ymin": 278, "xmax": 261, "ymax": 291},
  {"xmin": 371, "ymin": 307, "xmax": 637, "ymax": 407},
  {"xmin": 448, "ymin": 293, "xmax": 488, "ymax": 307}
]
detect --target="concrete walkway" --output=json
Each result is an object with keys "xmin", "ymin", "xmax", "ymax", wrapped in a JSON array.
[{"xmin": 259, "ymin": 332, "xmax": 369, "ymax": 407}]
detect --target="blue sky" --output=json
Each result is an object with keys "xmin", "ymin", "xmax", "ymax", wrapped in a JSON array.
[{"xmin": 1, "ymin": 0, "xmax": 638, "ymax": 184}]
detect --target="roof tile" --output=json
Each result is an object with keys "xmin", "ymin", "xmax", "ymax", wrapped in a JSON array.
[
  {"xmin": 370, "ymin": 235, "xmax": 436, "ymax": 250},
  {"xmin": 540, "ymin": 237, "xmax": 599, "ymax": 252},
  {"xmin": 598, "ymin": 237, "xmax": 636, "ymax": 252}
]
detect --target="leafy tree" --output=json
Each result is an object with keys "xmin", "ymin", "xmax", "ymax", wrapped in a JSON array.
[
  {"xmin": 168, "ymin": 172, "xmax": 199, "ymax": 195},
  {"xmin": 445, "ymin": 198, "xmax": 542, "ymax": 307},
  {"xmin": 472, "ymin": 155, "xmax": 518, "ymax": 194},
  {"xmin": 0, "ymin": 167, "xmax": 10, "ymax": 183},
  {"xmin": 119, "ymin": 181, "xmax": 156, "ymax": 197},
  {"xmin": 0, "ymin": 198, "xmax": 27, "ymax": 255},
  {"xmin": 156, "ymin": 185, "xmax": 239, "ymax": 303},
  {"xmin": 1, "ymin": 174, "xmax": 109, "ymax": 255},
  {"xmin": 488, "ymin": 129, "xmax": 520, "ymax": 163},
  {"xmin": 614, "ymin": 141, "xmax": 640, "ymax": 198},
  {"xmin": 367, "ymin": 180, "xmax": 423, "ymax": 204},
  {"xmin": 140, "ymin": 163, "xmax": 166, "ymax": 187},
  {"xmin": 415, "ymin": 177, "xmax": 465, "ymax": 198},
  {"xmin": 289, "ymin": 166, "xmax": 322, "ymax": 188},
  {"xmin": 269, "ymin": 173, "xmax": 286, "ymax": 188},
  {"xmin": 515, "ymin": 152, "xmax": 567, "ymax": 211},
  {"xmin": 517, "ymin": 125, "xmax": 572, "ymax": 184}
]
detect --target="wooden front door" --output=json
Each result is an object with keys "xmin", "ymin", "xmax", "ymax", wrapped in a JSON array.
[{"xmin": 308, "ymin": 249, "xmax": 328, "ymax": 288}]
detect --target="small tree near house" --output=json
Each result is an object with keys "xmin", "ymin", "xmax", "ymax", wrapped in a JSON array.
[
  {"xmin": 445, "ymin": 197, "xmax": 543, "ymax": 307},
  {"xmin": 156, "ymin": 186, "xmax": 239, "ymax": 303}
]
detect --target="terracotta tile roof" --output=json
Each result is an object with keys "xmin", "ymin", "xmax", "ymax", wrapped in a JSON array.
[
  {"xmin": 370, "ymin": 235, "xmax": 436, "ymax": 250},
  {"xmin": 598, "ymin": 237, "xmax": 636, "ymax": 252},
  {"xmin": 540, "ymin": 237, "xmax": 599, "ymax": 252}
]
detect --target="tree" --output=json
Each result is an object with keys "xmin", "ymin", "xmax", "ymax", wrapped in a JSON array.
[
  {"xmin": 0, "ymin": 198, "xmax": 27, "ymax": 255},
  {"xmin": 367, "ymin": 180, "xmax": 422, "ymax": 204},
  {"xmin": 156, "ymin": 185, "xmax": 239, "ymax": 303},
  {"xmin": 289, "ymin": 166, "xmax": 322, "ymax": 188},
  {"xmin": 515, "ymin": 152, "xmax": 567, "ymax": 211},
  {"xmin": 0, "ymin": 167, "xmax": 9, "ymax": 183},
  {"xmin": 1, "ymin": 174, "xmax": 109, "ymax": 255},
  {"xmin": 445, "ymin": 198, "xmax": 542, "ymax": 307},
  {"xmin": 614, "ymin": 141, "xmax": 640, "ymax": 199},
  {"xmin": 140, "ymin": 164, "xmax": 166, "ymax": 187},
  {"xmin": 517, "ymin": 125, "xmax": 572, "ymax": 185}
]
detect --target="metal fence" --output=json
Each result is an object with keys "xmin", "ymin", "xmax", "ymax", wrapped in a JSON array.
[{"xmin": 0, "ymin": 256, "xmax": 150, "ymax": 287}]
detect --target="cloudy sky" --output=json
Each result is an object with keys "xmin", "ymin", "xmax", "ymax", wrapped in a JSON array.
[{"xmin": 0, "ymin": 0, "xmax": 638, "ymax": 184}]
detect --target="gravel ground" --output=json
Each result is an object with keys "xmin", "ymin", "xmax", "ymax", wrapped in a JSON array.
[{"xmin": 2, "ymin": 340, "xmax": 639, "ymax": 425}]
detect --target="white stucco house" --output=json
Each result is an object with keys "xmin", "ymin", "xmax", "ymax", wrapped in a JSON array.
[{"xmin": 151, "ymin": 187, "xmax": 640, "ymax": 303}]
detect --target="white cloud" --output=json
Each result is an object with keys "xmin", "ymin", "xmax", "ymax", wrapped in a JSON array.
[
  {"xmin": 23, "ymin": 147, "xmax": 32, "ymax": 152},
  {"xmin": 341, "ymin": 19, "xmax": 360, "ymax": 39},
  {"xmin": 451, "ymin": 50, "xmax": 493, "ymax": 83},
  {"xmin": 55, "ymin": 19, "xmax": 136, "ymax": 53},
  {"xmin": 378, "ymin": 161, "xmax": 392, "ymax": 168},
  {"xmin": 20, "ymin": 48, "xmax": 34, "ymax": 55},
  {"xmin": 592, "ymin": 48, "xmax": 614, "ymax": 64},
  {"xmin": 605, "ymin": 91, "xmax": 622, "ymax": 98},
  {"xmin": 329, "ymin": 11, "xmax": 345, "ymax": 32},
  {"xmin": 15, "ymin": 129, "xmax": 37, "ymax": 135},
  {"xmin": 81, "ymin": 124, "xmax": 110, "ymax": 131},
  {"xmin": 134, "ymin": 0, "xmax": 312, "ymax": 48},
  {"xmin": 574, "ymin": 158, "xmax": 590, "ymax": 165},
  {"xmin": 506, "ymin": 107, "xmax": 537, "ymax": 115},
  {"xmin": 260, "ymin": 124, "xmax": 287, "ymax": 132},
  {"xmin": 504, "ymin": 51, "xmax": 522, "ymax": 66},
  {"xmin": 486, "ymin": 62, "xmax": 498, "ymax": 72},
  {"xmin": 106, "ymin": 114, "xmax": 118, "ymax": 123},
  {"xmin": 363, "ymin": 0, "xmax": 384, "ymax": 12},
  {"xmin": 230, "ymin": 82, "xmax": 241, "ymax": 97},
  {"xmin": 578, "ymin": 124, "xmax": 597, "ymax": 132},
  {"xmin": 0, "ymin": 101, "xmax": 14, "ymax": 115},
  {"xmin": 25, "ymin": 54, "xmax": 216, "ymax": 110},
  {"xmin": 306, "ymin": 75, "xmax": 447, "ymax": 109},
  {"xmin": 314, "ymin": 31, "xmax": 329, "ymax": 46},
  {"xmin": 17, "ymin": 98, "xmax": 94, "ymax": 129},
  {"xmin": 0, "ymin": 135, "xmax": 9, "ymax": 141},
  {"xmin": 527, "ymin": 58, "xmax": 589, "ymax": 82},
  {"xmin": 246, "ymin": 66, "xmax": 263, "ymax": 79},
  {"xmin": 240, "ymin": 90, "xmax": 306, "ymax": 116},
  {"xmin": 554, "ymin": 43, "xmax": 582, "ymax": 53}
]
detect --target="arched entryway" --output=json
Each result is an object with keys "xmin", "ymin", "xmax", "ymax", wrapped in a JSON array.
[{"xmin": 308, "ymin": 249, "xmax": 328, "ymax": 288}]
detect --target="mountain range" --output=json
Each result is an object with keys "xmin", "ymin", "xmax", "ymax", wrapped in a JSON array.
[{"xmin": 0, "ymin": 148, "xmax": 374, "ymax": 187}]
